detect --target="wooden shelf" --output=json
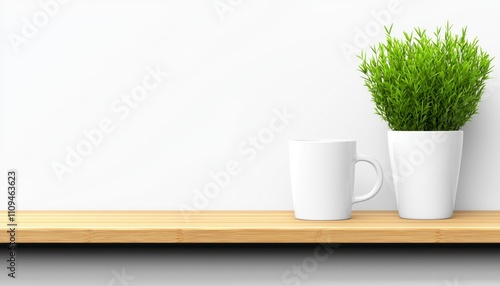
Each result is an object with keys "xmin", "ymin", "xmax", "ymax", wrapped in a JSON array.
[{"xmin": 1, "ymin": 211, "xmax": 500, "ymax": 243}]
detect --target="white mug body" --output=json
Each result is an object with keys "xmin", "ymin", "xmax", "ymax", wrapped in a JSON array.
[{"xmin": 290, "ymin": 140, "xmax": 356, "ymax": 220}]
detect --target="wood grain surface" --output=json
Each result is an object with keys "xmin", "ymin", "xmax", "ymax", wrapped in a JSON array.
[{"xmin": 1, "ymin": 211, "xmax": 499, "ymax": 243}]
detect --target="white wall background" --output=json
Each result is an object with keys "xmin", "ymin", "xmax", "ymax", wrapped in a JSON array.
[{"xmin": 0, "ymin": 0, "xmax": 499, "ymax": 210}]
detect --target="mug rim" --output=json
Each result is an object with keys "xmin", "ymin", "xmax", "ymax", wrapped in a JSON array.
[{"xmin": 289, "ymin": 139, "xmax": 356, "ymax": 143}]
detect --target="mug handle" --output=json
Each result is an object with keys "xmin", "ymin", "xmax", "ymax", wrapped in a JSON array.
[{"xmin": 352, "ymin": 154, "xmax": 383, "ymax": 204}]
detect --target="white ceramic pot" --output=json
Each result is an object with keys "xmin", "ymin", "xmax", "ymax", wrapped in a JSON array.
[{"xmin": 387, "ymin": 131, "xmax": 463, "ymax": 219}]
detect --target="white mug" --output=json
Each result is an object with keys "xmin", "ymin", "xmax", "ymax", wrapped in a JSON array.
[{"xmin": 289, "ymin": 140, "xmax": 383, "ymax": 220}]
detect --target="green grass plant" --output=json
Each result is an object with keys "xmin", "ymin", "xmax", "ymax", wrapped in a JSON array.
[{"xmin": 359, "ymin": 23, "xmax": 493, "ymax": 131}]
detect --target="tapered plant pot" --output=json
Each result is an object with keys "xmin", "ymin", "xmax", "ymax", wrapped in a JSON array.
[{"xmin": 387, "ymin": 131, "xmax": 463, "ymax": 219}]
